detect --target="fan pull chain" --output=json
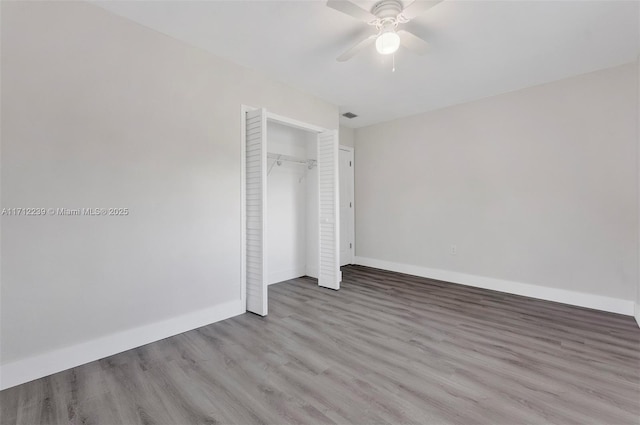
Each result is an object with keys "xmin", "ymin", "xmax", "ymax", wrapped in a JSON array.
[{"xmin": 392, "ymin": 53, "xmax": 396, "ymax": 72}]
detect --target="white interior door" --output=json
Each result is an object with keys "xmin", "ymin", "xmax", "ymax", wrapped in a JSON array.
[
  {"xmin": 245, "ymin": 108, "xmax": 268, "ymax": 315},
  {"xmin": 339, "ymin": 147, "xmax": 354, "ymax": 266},
  {"xmin": 317, "ymin": 130, "xmax": 341, "ymax": 290}
]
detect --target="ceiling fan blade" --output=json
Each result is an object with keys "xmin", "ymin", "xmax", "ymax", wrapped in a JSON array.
[
  {"xmin": 337, "ymin": 34, "xmax": 377, "ymax": 62},
  {"xmin": 399, "ymin": 0, "xmax": 443, "ymax": 21},
  {"xmin": 397, "ymin": 29, "xmax": 429, "ymax": 54},
  {"xmin": 327, "ymin": 0, "xmax": 377, "ymax": 23}
]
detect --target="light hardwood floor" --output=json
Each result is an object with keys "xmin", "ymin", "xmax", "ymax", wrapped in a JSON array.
[{"xmin": 1, "ymin": 265, "xmax": 639, "ymax": 424}]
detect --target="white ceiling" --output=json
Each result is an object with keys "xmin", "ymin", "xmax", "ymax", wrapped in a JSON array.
[{"xmin": 95, "ymin": 0, "xmax": 639, "ymax": 128}]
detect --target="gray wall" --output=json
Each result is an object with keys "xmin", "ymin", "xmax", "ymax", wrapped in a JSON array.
[
  {"xmin": 637, "ymin": 55, "xmax": 640, "ymax": 323},
  {"xmin": 1, "ymin": 1, "xmax": 338, "ymax": 365},
  {"xmin": 339, "ymin": 126, "xmax": 355, "ymax": 148},
  {"xmin": 355, "ymin": 63, "xmax": 638, "ymax": 302}
]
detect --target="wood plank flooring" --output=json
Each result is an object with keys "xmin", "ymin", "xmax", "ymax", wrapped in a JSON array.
[{"xmin": 1, "ymin": 265, "xmax": 639, "ymax": 424}]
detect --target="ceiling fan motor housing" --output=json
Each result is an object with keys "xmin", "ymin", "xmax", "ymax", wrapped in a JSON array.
[{"xmin": 372, "ymin": 0, "xmax": 404, "ymax": 20}]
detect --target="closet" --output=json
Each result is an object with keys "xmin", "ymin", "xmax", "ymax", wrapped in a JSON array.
[{"xmin": 243, "ymin": 108, "xmax": 340, "ymax": 316}]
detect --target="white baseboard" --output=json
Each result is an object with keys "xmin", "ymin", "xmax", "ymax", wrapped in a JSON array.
[
  {"xmin": 268, "ymin": 266, "xmax": 306, "ymax": 285},
  {"xmin": 354, "ymin": 256, "xmax": 635, "ymax": 316},
  {"xmin": 635, "ymin": 303, "xmax": 640, "ymax": 328},
  {"xmin": 0, "ymin": 299, "xmax": 244, "ymax": 390}
]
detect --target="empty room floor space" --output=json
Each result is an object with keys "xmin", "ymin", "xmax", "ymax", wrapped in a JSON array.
[{"xmin": 1, "ymin": 265, "xmax": 639, "ymax": 425}]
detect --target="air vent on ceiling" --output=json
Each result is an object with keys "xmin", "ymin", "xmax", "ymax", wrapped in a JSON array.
[{"xmin": 342, "ymin": 112, "xmax": 358, "ymax": 119}]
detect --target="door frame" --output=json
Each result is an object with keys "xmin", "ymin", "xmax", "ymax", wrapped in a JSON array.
[
  {"xmin": 241, "ymin": 105, "xmax": 338, "ymax": 312},
  {"xmin": 339, "ymin": 145, "xmax": 355, "ymax": 266}
]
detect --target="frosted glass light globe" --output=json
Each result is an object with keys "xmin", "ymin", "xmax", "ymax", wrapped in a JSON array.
[{"xmin": 375, "ymin": 31, "xmax": 400, "ymax": 55}]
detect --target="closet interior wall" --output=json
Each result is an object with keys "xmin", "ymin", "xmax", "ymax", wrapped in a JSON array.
[{"xmin": 266, "ymin": 121, "xmax": 318, "ymax": 284}]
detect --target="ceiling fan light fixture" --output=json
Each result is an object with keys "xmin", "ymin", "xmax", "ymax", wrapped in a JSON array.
[{"xmin": 375, "ymin": 31, "xmax": 400, "ymax": 55}]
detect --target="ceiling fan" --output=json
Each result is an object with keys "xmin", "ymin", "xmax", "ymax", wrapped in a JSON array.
[{"xmin": 327, "ymin": 0, "xmax": 443, "ymax": 62}]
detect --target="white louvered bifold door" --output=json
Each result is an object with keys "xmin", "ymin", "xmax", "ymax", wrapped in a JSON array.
[
  {"xmin": 317, "ymin": 130, "xmax": 341, "ymax": 290},
  {"xmin": 245, "ymin": 108, "xmax": 268, "ymax": 315}
]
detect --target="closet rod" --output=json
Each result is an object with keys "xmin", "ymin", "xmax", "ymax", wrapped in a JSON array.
[
  {"xmin": 267, "ymin": 152, "xmax": 317, "ymax": 176},
  {"xmin": 267, "ymin": 152, "xmax": 305, "ymax": 164}
]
